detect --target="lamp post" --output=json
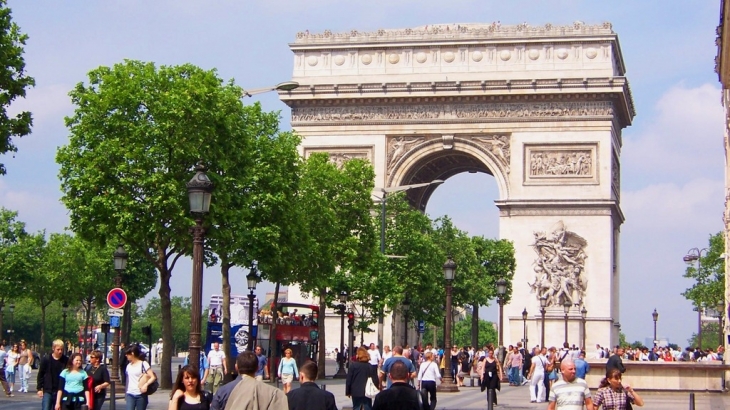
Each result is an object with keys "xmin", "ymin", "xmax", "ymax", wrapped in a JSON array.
[
  {"xmin": 717, "ymin": 303, "xmax": 724, "ymax": 347},
  {"xmin": 62, "ymin": 302, "xmax": 69, "ymax": 343},
  {"xmin": 496, "ymin": 278, "xmax": 507, "ymax": 347},
  {"xmin": 684, "ymin": 248, "xmax": 708, "ymax": 349},
  {"xmin": 540, "ymin": 296, "xmax": 547, "ymax": 348},
  {"xmin": 402, "ymin": 296, "xmax": 410, "ymax": 347},
  {"xmin": 563, "ymin": 299, "xmax": 571, "ymax": 345},
  {"xmin": 374, "ymin": 179, "xmax": 444, "ymax": 350},
  {"xmin": 437, "ymin": 256, "xmax": 459, "ymax": 393},
  {"xmin": 581, "ymin": 306, "xmax": 587, "ymax": 349},
  {"xmin": 334, "ymin": 291, "xmax": 348, "ymax": 379},
  {"xmin": 242, "ymin": 81, "xmax": 300, "ymax": 97},
  {"xmin": 652, "ymin": 308, "xmax": 659, "ymax": 345},
  {"xmin": 7, "ymin": 303, "xmax": 14, "ymax": 344},
  {"xmin": 111, "ymin": 244, "xmax": 127, "ymax": 390},
  {"xmin": 246, "ymin": 264, "xmax": 259, "ymax": 352},
  {"xmin": 522, "ymin": 308, "xmax": 528, "ymax": 346},
  {"xmin": 187, "ymin": 163, "xmax": 214, "ymax": 368}
]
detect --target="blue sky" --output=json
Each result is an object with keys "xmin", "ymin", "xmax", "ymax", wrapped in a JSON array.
[{"xmin": 0, "ymin": 1, "xmax": 725, "ymax": 346}]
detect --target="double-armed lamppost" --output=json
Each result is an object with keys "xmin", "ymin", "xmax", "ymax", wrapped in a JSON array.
[
  {"xmin": 652, "ymin": 308, "xmax": 659, "ymax": 345},
  {"xmin": 540, "ymin": 296, "xmax": 547, "ymax": 348},
  {"xmin": 186, "ymin": 163, "xmax": 214, "ymax": 368},
  {"xmin": 496, "ymin": 278, "xmax": 507, "ymax": 347},
  {"xmin": 437, "ymin": 256, "xmax": 459, "ymax": 393},
  {"xmin": 246, "ymin": 263, "xmax": 260, "ymax": 352},
  {"xmin": 684, "ymin": 248, "xmax": 708, "ymax": 349},
  {"xmin": 522, "ymin": 308, "xmax": 528, "ymax": 346},
  {"xmin": 334, "ymin": 291, "xmax": 348, "ymax": 379},
  {"xmin": 581, "ymin": 306, "xmax": 587, "ymax": 349},
  {"xmin": 563, "ymin": 300, "xmax": 571, "ymax": 345},
  {"xmin": 111, "ymin": 244, "xmax": 128, "ymax": 390}
]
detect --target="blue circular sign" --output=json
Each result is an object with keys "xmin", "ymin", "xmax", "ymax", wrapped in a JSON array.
[{"xmin": 107, "ymin": 288, "xmax": 127, "ymax": 309}]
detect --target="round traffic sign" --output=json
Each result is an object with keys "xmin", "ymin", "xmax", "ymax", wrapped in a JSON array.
[{"xmin": 107, "ymin": 288, "xmax": 128, "ymax": 309}]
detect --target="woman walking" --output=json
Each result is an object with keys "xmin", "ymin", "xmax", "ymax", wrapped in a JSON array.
[
  {"xmin": 168, "ymin": 364, "xmax": 211, "ymax": 410},
  {"xmin": 124, "ymin": 344, "xmax": 156, "ymax": 410},
  {"xmin": 592, "ymin": 368, "xmax": 644, "ymax": 409},
  {"xmin": 480, "ymin": 348, "xmax": 503, "ymax": 407},
  {"xmin": 277, "ymin": 348, "xmax": 298, "ymax": 394},
  {"xmin": 87, "ymin": 351, "xmax": 110, "ymax": 410},
  {"xmin": 55, "ymin": 353, "xmax": 90, "ymax": 410},
  {"xmin": 5, "ymin": 343, "xmax": 19, "ymax": 393},
  {"xmin": 417, "ymin": 351, "xmax": 441, "ymax": 410},
  {"xmin": 18, "ymin": 340, "xmax": 33, "ymax": 393},
  {"xmin": 346, "ymin": 347, "xmax": 379, "ymax": 410}
]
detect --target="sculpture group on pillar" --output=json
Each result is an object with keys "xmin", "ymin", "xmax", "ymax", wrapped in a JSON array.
[{"xmin": 528, "ymin": 221, "xmax": 588, "ymax": 307}]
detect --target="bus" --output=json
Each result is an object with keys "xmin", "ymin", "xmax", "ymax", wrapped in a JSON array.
[{"xmin": 257, "ymin": 302, "xmax": 319, "ymax": 372}]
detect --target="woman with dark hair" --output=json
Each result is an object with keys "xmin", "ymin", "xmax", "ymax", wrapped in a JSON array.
[
  {"xmin": 168, "ymin": 365, "xmax": 211, "ymax": 410},
  {"xmin": 592, "ymin": 368, "xmax": 645, "ymax": 409},
  {"xmin": 480, "ymin": 348, "xmax": 503, "ymax": 407},
  {"xmin": 346, "ymin": 347, "xmax": 379, "ymax": 410},
  {"xmin": 87, "ymin": 350, "xmax": 110, "ymax": 410},
  {"xmin": 55, "ymin": 353, "xmax": 90, "ymax": 410},
  {"xmin": 124, "ymin": 344, "xmax": 156, "ymax": 410}
]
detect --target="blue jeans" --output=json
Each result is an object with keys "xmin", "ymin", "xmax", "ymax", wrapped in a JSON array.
[
  {"xmin": 125, "ymin": 393, "xmax": 148, "ymax": 410},
  {"xmin": 42, "ymin": 391, "xmax": 55, "ymax": 410},
  {"xmin": 352, "ymin": 396, "xmax": 372, "ymax": 410},
  {"xmin": 509, "ymin": 366, "xmax": 521, "ymax": 384}
]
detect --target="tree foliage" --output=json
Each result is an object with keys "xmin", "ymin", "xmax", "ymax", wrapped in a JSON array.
[
  {"xmin": 0, "ymin": 208, "xmax": 28, "ymax": 308},
  {"xmin": 682, "ymin": 232, "xmax": 725, "ymax": 312},
  {"xmin": 423, "ymin": 316, "xmax": 498, "ymax": 348},
  {"xmin": 0, "ymin": 1, "xmax": 34, "ymax": 174}
]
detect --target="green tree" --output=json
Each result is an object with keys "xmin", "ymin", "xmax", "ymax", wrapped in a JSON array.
[
  {"xmin": 8, "ymin": 299, "xmax": 81, "ymax": 348},
  {"xmin": 423, "ymin": 316, "xmax": 498, "ymax": 348},
  {"xmin": 0, "ymin": 1, "xmax": 34, "ymax": 175},
  {"xmin": 57, "ymin": 60, "xmax": 256, "ymax": 388},
  {"xmin": 295, "ymin": 154, "xmax": 377, "ymax": 378},
  {"xmin": 0, "ymin": 207, "xmax": 28, "ymax": 336},
  {"xmin": 687, "ymin": 322, "xmax": 724, "ymax": 351},
  {"xmin": 134, "ymin": 297, "xmax": 194, "ymax": 352},
  {"xmin": 682, "ymin": 232, "xmax": 725, "ymax": 313}
]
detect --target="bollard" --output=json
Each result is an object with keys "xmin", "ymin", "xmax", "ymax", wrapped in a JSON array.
[
  {"xmin": 689, "ymin": 392, "xmax": 695, "ymax": 410},
  {"xmin": 487, "ymin": 389, "xmax": 495, "ymax": 410},
  {"xmin": 320, "ymin": 384, "xmax": 327, "ymax": 391},
  {"xmin": 110, "ymin": 380, "xmax": 116, "ymax": 410}
]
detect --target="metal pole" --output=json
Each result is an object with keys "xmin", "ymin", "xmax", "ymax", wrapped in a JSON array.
[
  {"xmin": 522, "ymin": 315, "xmax": 527, "ymax": 346},
  {"xmin": 498, "ymin": 299, "xmax": 504, "ymax": 347},
  {"xmin": 698, "ymin": 308, "xmax": 703, "ymax": 350},
  {"xmin": 564, "ymin": 313, "xmax": 568, "ymax": 345},
  {"xmin": 110, "ymin": 275, "xmax": 122, "ymax": 393},
  {"xmin": 189, "ymin": 218, "xmax": 205, "ymax": 367},
  {"xmin": 719, "ymin": 315, "xmax": 724, "ymax": 347},
  {"xmin": 437, "ymin": 281, "xmax": 459, "ymax": 392},
  {"xmin": 653, "ymin": 320, "xmax": 657, "ymax": 343},
  {"xmin": 540, "ymin": 308, "xmax": 546, "ymax": 348},
  {"xmin": 247, "ymin": 291, "xmax": 255, "ymax": 351},
  {"xmin": 404, "ymin": 310, "xmax": 408, "ymax": 347},
  {"xmin": 378, "ymin": 193, "xmax": 387, "ymax": 353},
  {"xmin": 582, "ymin": 317, "xmax": 586, "ymax": 349},
  {"xmin": 63, "ymin": 313, "xmax": 67, "ymax": 344},
  {"xmin": 334, "ymin": 308, "xmax": 346, "ymax": 378}
]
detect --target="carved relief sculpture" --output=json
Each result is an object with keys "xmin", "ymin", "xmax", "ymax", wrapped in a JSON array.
[
  {"xmin": 528, "ymin": 221, "xmax": 588, "ymax": 307},
  {"xmin": 386, "ymin": 136, "xmax": 424, "ymax": 172},
  {"xmin": 473, "ymin": 135, "xmax": 510, "ymax": 169},
  {"xmin": 529, "ymin": 149, "xmax": 592, "ymax": 177}
]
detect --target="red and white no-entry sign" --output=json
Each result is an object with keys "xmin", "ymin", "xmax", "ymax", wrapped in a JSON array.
[{"xmin": 107, "ymin": 288, "xmax": 128, "ymax": 309}]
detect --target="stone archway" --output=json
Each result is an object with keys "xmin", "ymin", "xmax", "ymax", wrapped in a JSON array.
[{"xmin": 281, "ymin": 22, "xmax": 634, "ymax": 350}]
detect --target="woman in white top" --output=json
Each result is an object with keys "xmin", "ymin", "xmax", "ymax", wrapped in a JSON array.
[
  {"xmin": 124, "ymin": 344, "xmax": 156, "ymax": 410},
  {"xmin": 6, "ymin": 343, "xmax": 20, "ymax": 393},
  {"xmin": 417, "ymin": 351, "xmax": 441, "ymax": 410},
  {"xmin": 526, "ymin": 347, "xmax": 546, "ymax": 404}
]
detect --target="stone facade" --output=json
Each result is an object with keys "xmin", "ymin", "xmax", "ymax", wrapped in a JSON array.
[{"xmin": 280, "ymin": 22, "xmax": 634, "ymax": 350}]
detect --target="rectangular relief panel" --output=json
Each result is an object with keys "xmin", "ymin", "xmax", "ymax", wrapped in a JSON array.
[
  {"xmin": 303, "ymin": 145, "xmax": 374, "ymax": 168},
  {"xmin": 523, "ymin": 143, "xmax": 598, "ymax": 185}
]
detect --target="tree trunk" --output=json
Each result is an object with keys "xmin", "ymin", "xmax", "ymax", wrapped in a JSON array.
[
  {"xmin": 40, "ymin": 304, "xmax": 47, "ymax": 353},
  {"xmin": 317, "ymin": 289, "xmax": 327, "ymax": 380},
  {"xmin": 221, "ymin": 259, "xmax": 233, "ymax": 375},
  {"xmin": 471, "ymin": 304, "xmax": 479, "ymax": 348},
  {"xmin": 268, "ymin": 282, "xmax": 280, "ymax": 383},
  {"xmin": 158, "ymin": 254, "xmax": 173, "ymax": 389},
  {"xmin": 122, "ymin": 302, "xmax": 132, "ymax": 345},
  {"xmin": 84, "ymin": 298, "xmax": 91, "ymax": 354}
]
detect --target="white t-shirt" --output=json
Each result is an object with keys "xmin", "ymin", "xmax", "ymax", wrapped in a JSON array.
[
  {"xmin": 417, "ymin": 360, "xmax": 442, "ymax": 382},
  {"xmin": 368, "ymin": 349, "xmax": 381, "ymax": 366},
  {"xmin": 208, "ymin": 349, "xmax": 226, "ymax": 367},
  {"xmin": 531, "ymin": 355, "xmax": 546, "ymax": 373},
  {"xmin": 126, "ymin": 361, "xmax": 149, "ymax": 395},
  {"xmin": 383, "ymin": 351, "xmax": 393, "ymax": 361}
]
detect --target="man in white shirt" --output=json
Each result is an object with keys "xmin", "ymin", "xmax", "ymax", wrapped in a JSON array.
[
  {"xmin": 593, "ymin": 344, "xmax": 604, "ymax": 360},
  {"xmin": 382, "ymin": 345, "xmax": 393, "ymax": 361},
  {"xmin": 368, "ymin": 343, "xmax": 382, "ymax": 370},
  {"xmin": 156, "ymin": 338, "xmax": 163, "ymax": 363},
  {"xmin": 207, "ymin": 342, "xmax": 228, "ymax": 394}
]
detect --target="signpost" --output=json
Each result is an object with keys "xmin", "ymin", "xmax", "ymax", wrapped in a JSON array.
[{"xmin": 107, "ymin": 288, "xmax": 127, "ymax": 310}]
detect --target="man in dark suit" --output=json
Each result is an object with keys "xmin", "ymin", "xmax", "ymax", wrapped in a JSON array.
[
  {"xmin": 606, "ymin": 346, "xmax": 626, "ymax": 374},
  {"xmin": 373, "ymin": 361, "xmax": 427, "ymax": 410},
  {"xmin": 286, "ymin": 361, "xmax": 337, "ymax": 410}
]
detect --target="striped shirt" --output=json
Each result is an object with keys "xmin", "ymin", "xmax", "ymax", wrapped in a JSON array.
[{"xmin": 548, "ymin": 378, "xmax": 591, "ymax": 410}]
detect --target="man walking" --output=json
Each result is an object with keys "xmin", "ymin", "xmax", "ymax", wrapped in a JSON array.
[
  {"xmin": 368, "ymin": 343, "xmax": 382, "ymax": 373},
  {"xmin": 36, "ymin": 340, "xmax": 69, "ymax": 410},
  {"xmin": 606, "ymin": 346, "xmax": 626, "ymax": 374},
  {"xmin": 574, "ymin": 351, "xmax": 590, "ymax": 380},
  {"xmin": 207, "ymin": 342, "xmax": 228, "ymax": 393},
  {"xmin": 373, "ymin": 361, "xmax": 426, "ymax": 410},
  {"xmin": 286, "ymin": 361, "xmax": 337, "ymax": 410},
  {"xmin": 380, "ymin": 346, "xmax": 416, "ymax": 389},
  {"xmin": 548, "ymin": 360, "xmax": 593, "ymax": 410},
  {"xmin": 508, "ymin": 345, "xmax": 523, "ymax": 386},
  {"xmin": 224, "ymin": 351, "xmax": 288, "ymax": 410},
  {"xmin": 255, "ymin": 346, "xmax": 270, "ymax": 381}
]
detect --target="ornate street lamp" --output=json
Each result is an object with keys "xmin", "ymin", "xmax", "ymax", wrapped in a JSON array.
[
  {"xmin": 684, "ymin": 248, "xmax": 708, "ymax": 349},
  {"xmin": 402, "ymin": 296, "xmax": 411, "ymax": 347},
  {"xmin": 522, "ymin": 308, "xmax": 528, "ymax": 346},
  {"xmin": 187, "ymin": 162, "xmax": 214, "ymax": 368},
  {"xmin": 62, "ymin": 302, "xmax": 69, "ymax": 344},
  {"xmin": 581, "ymin": 306, "xmax": 588, "ymax": 349},
  {"xmin": 540, "ymin": 296, "xmax": 547, "ymax": 348},
  {"xmin": 437, "ymin": 256, "xmax": 459, "ymax": 393},
  {"xmin": 496, "ymin": 278, "xmax": 508, "ymax": 347},
  {"xmin": 111, "ymin": 245, "xmax": 128, "ymax": 391},
  {"xmin": 563, "ymin": 299, "xmax": 571, "ymax": 345},
  {"xmin": 334, "ymin": 290, "xmax": 348, "ymax": 379},
  {"xmin": 246, "ymin": 263, "xmax": 259, "ymax": 352},
  {"xmin": 652, "ymin": 308, "xmax": 659, "ymax": 345}
]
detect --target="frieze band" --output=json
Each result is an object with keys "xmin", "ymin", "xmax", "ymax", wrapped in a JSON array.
[{"xmin": 292, "ymin": 101, "xmax": 613, "ymax": 123}]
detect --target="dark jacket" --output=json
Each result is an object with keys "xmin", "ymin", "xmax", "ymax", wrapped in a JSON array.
[
  {"xmin": 372, "ymin": 382, "xmax": 426, "ymax": 410},
  {"xmin": 37, "ymin": 354, "xmax": 68, "ymax": 393},
  {"xmin": 346, "ymin": 360, "xmax": 378, "ymax": 398},
  {"xmin": 606, "ymin": 354, "xmax": 626, "ymax": 374},
  {"xmin": 286, "ymin": 381, "xmax": 337, "ymax": 410}
]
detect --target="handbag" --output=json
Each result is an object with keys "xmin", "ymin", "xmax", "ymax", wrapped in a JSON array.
[
  {"xmin": 365, "ymin": 377, "xmax": 378, "ymax": 398},
  {"xmin": 138, "ymin": 362, "xmax": 159, "ymax": 395}
]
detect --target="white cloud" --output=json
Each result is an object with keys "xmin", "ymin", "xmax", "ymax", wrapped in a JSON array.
[{"xmin": 0, "ymin": 179, "xmax": 69, "ymax": 234}]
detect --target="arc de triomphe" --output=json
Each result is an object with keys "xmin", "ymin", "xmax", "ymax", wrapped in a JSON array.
[{"xmin": 280, "ymin": 22, "xmax": 634, "ymax": 349}]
